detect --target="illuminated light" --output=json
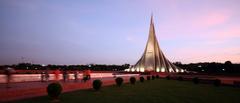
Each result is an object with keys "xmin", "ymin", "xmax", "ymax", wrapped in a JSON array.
[
  {"xmin": 176, "ymin": 69, "xmax": 179, "ymax": 72},
  {"xmin": 124, "ymin": 69, "xmax": 130, "ymax": 72},
  {"xmin": 136, "ymin": 68, "xmax": 140, "ymax": 72},
  {"xmin": 131, "ymin": 68, "xmax": 135, "ymax": 72},
  {"xmin": 140, "ymin": 68, "xmax": 144, "ymax": 72},
  {"xmin": 222, "ymin": 68, "xmax": 225, "ymax": 71},
  {"xmin": 169, "ymin": 68, "xmax": 174, "ymax": 72},
  {"xmin": 156, "ymin": 68, "xmax": 160, "ymax": 72},
  {"xmin": 181, "ymin": 69, "xmax": 184, "ymax": 73},
  {"xmin": 161, "ymin": 67, "xmax": 165, "ymax": 72},
  {"xmin": 201, "ymin": 69, "xmax": 204, "ymax": 71},
  {"xmin": 198, "ymin": 65, "xmax": 202, "ymax": 68}
]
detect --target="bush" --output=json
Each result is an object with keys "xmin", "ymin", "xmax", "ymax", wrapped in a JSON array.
[
  {"xmin": 166, "ymin": 75, "xmax": 170, "ymax": 80},
  {"xmin": 47, "ymin": 82, "xmax": 62, "ymax": 99},
  {"xmin": 156, "ymin": 75, "xmax": 160, "ymax": 79},
  {"xmin": 177, "ymin": 76, "xmax": 183, "ymax": 81},
  {"xmin": 152, "ymin": 75, "xmax": 155, "ymax": 80},
  {"xmin": 214, "ymin": 79, "xmax": 221, "ymax": 86},
  {"xmin": 147, "ymin": 76, "xmax": 151, "ymax": 80},
  {"xmin": 92, "ymin": 79, "xmax": 102, "ymax": 91},
  {"xmin": 129, "ymin": 77, "xmax": 136, "ymax": 85},
  {"xmin": 140, "ymin": 77, "xmax": 145, "ymax": 83},
  {"xmin": 115, "ymin": 77, "xmax": 124, "ymax": 86},
  {"xmin": 192, "ymin": 77, "xmax": 199, "ymax": 84}
]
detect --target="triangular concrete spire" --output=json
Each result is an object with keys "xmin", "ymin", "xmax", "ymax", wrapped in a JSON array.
[
  {"xmin": 131, "ymin": 16, "xmax": 180, "ymax": 73},
  {"xmin": 150, "ymin": 14, "xmax": 154, "ymax": 24}
]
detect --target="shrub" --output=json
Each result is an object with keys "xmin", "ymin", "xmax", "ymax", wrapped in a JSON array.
[
  {"xmin": 147, "ymin": 76, "xmax": 151, "ymax": 80},
  {"xmin": 214, "ymin": 79, "xmax": 221, "ymax": 86},
  {"xmin": 192, "ymin": 77, "xmax": 199, "ymax": 84},
  {"xmin": 156, "ymin": 75, "xmax": 160, "ymax": 79},
  {"xmin": 115, "ymin": 77, "xmax": 124, "ymax": 86},
  {"xmin": 92, "ymin": 79, "xmax": 102, "ymax": 91},
  {"xmin": 166, "ymin": 75, "xmax": 170, "ymax": 80},
  {"xmin": 177, "ymin": 76, "xmax": 183, "ymax": 81},
  {"xmin": 152, "ymin": 75, "xmax": 155, "ymax": 80},
  {"xmin": 47, "ymin": 82, "xmax": 62, "ymax": 99},
  {"xmin": 140, "ymin": 77, "xmax": 145, "ymax": 83},
  {"xmin": 129, "ymin": 77, "xmax": 136, "ymax": 85}
]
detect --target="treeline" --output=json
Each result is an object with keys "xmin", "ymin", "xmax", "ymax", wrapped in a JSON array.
[
  {"xmin": 174, "ymin": 61, "xmax": 240, "ymax": 73},
  {"xmin": 0, "ymin": 63, "xmax": 130, "ymax": 71},
  {"xmin": 1, "ymin": 61, "xmax": 240, "ymax": 73}
]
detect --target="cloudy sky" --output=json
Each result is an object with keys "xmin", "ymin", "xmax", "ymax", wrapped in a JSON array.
[{"xmin": 1, "ymin": 0, "xmax": 240, "ymax": 65}]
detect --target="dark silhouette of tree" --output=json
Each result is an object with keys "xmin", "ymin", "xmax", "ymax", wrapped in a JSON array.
[
  {"xmin": 225, "ymin": 61, "xmax": 232, "ymax": 65},
  {"xmin": 225, "ymin": 61, "xmax": 233, "ymax": 73}
]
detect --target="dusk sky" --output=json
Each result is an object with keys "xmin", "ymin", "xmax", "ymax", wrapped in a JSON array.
[{"xmin": 1, "ymin": 0, "xmax": 240, "ymax": 65}]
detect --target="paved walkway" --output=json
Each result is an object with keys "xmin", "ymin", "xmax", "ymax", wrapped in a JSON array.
[{"xmin": 0, "ymin": 76, "xmax": 138, "ymax": 102}]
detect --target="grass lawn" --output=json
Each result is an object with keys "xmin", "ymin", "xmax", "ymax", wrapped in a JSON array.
[{"xmin": 16, "ymin": 79, "xmax": 240, "ymax": 103}]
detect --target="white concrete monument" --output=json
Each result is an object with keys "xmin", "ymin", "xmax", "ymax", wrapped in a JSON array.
[{"xmin": 131, "ymin": 16, "xmax": 180, "ymax": 73}]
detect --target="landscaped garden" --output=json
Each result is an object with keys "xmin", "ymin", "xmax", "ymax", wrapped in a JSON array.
[{"xmin": 16, "ymin": 77, "xmax": 240, "ymax": 103}]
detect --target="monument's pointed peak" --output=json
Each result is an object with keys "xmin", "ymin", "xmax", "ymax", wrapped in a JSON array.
[
  {"xmin": 149, "ymin": 14, "xmax": 156, "ymax": 39},
  {"xmin": 150, "ymin": 14, "xmax": 154, "ymax": 25}
]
